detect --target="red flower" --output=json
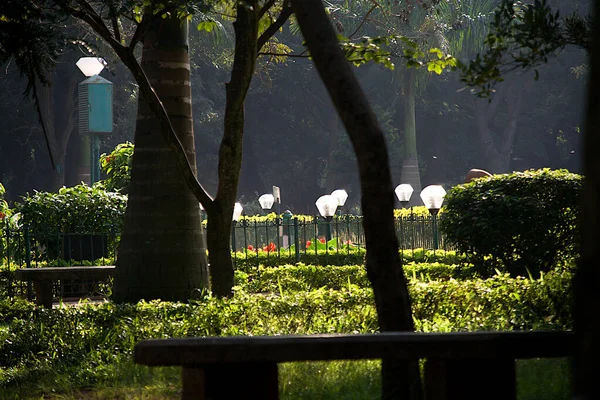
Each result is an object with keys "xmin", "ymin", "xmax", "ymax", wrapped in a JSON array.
[
  {"xmin": 319, "ymin": 238, "xmax": 326, "ymax": 244},
  {"xmin": 306, "ymin": 240, "xmax": 312, "ymax": 248},
  {"xmin": 247, "ymin": 245, "xmax": 255, "ymax": 252},
  {"xmin": 344, "ymin": 240, "xmax": 352, "ymax": 245},
  {"xmin": 263, "ymin": 242, "xmax": 276, "ymax": 253},
  {"xmin": 105, "ymin": 155, "xmax": 114, "ymax": 163},
  {"xmin": 0, "ymin": 212, "xmax": 4, "ymax": 220}
]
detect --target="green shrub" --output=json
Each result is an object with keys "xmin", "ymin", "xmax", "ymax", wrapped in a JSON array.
[
  {"xmin": 99, "ymin": 142, "xmax": 134, "ymax": 194},
  {"xmin": 16, "ymin": 184, "xmax": 127, "ymax": 234},
  {"xmin": 0, "ymin": 269, "xmax": 572, "ymax": 390},
  {"xmin": 233, "ymin": 248, "xmax": 466, "ymax": 271},
  {"xmin": 439, "ymin": 169, "xmax": 581, "ymax": 276},
  {"xmin": 237, "ymin": 262, "xmax": 477, "ymax": 293}
]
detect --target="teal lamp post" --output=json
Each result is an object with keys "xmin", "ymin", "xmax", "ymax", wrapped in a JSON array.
[
  {"xmin": 316, "ymin": 195, "xmax": 338, "ymax": 242},
  {"xmin": 420, "ymin": 185, "xmax": 446, "ymax": 251},
  {"xmin": 76, "ymin": 57, "xmax": 113, "ymax": 185}
]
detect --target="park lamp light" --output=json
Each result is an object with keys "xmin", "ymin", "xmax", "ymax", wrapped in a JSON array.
[
  {"xmin": 316, "ymin": 195, "xmax": 338, "ymax": 242},
  {"xmin": 316, "ymin": 195, "xmax": 338, "ymax": 218},
  {"xmin": 331, "ymin": 189, "xmax": 348, "ymax": 208},
  {"xmin": 232, "ymin": 202, "xmax": 244, "ymax": 222},
  {"xmin": 420, "ymin": 185, "xmax": 446, "ymax": 217},
  {"xmin": 76, "ymin": 57, "xmax": 106, "ymax": 77},
  {"xmin": 258, "ymin": 194, "xmax": 275, "ymax": 211},
  {"xmin": 331, "ymin": 189, "xmax": 348, "ymax": 215},
  {"xmin": 395, "ymin": 184, "xmax": 414, "ymax": 208}
]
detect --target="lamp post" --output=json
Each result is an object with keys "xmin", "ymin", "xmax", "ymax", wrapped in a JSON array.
[
  {"xmin": 395, "ymin": 184, "xmax": 414, "ymax": 254},
  {"xmin": 282, "ymin": 210, "xmax": 293, "ymax": 248},
  {"xmin": 231, "ymin": 202, "xmax": 243, "ymax": 253},
  {"xmin": 420, "ymin": 185, "xmax": 446, "ymax": 251},
  {"xmin": 316, "ymin": 195, "xmax": 338, "ymax": 242},
  {"xmin": 76, "ymin": 57, "xmax": 112, "ymax": 185}
]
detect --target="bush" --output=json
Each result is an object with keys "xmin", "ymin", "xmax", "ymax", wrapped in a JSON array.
[
  {"xmin": 16, "ymin": 184, "xmax": 127, "ymax": 234},
  {"xmin": 232, "ymin": 248, "xmax": 466, "ymax": 272},
  {"xmin": 236, "ymin": 262, "xmax": 477, "ymax": 293},
  {"xmin": 439, "ymin": 169, "xmax": 581, "ymax": 276},
  {"xmin": 99, "ymin": 142, "xmax": 134, "ymax": 194}
]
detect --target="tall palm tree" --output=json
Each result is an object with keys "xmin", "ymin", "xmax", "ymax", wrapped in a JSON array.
[
  {"xmin": 335, "ymin": 0, "xmax": 495, "ymax": 200},
  {"xmin": 112, "ymin": 15, "xmax": 209, "ymax": 302}
]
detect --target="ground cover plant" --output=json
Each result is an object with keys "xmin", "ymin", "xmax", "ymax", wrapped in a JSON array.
[{"xmin": 0, "ymin": 255, "xmax": 573, "ymax": 399}]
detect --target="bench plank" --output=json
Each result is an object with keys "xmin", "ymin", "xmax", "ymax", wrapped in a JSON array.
[
  {"xmin": 15, "ymin": 266, "xmax": 115, "ymax": 281},
  {"xmin": 135, "ymin": 331, "xmax": 573, "ymax": 366},
  {"xmin": 15, "ymin": 266, "xmax": 115, "ymax": 308}
]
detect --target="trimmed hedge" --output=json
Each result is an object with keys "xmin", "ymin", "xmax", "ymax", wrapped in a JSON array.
[
  {"xmin": 236, "ymin": 262, "xmax": 478, "ymax": 293},
  {"xmin": 233, "ymin": 248, "xmax": 467, "ymax": 271},
  {"xmin": 440, "ymin": 169, "xmax": 581, "ymax": 276}
]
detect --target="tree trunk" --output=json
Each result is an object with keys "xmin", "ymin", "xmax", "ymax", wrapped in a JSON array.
[
  {"xmin": 112, "ymin": 16, "xmax": 209, "ymax": 303},
  {"xmin": 474, "ymin": 80, "xmax": 524, "ymax": 173},
  {"xmin": 573, "ymin": 1, "xmax": 600, "ymax": 397},
  {"xmin": 237, "ymin": 130, "xmax": 266, "ymax": 199},
  {"xmin": 401, "ymin": 70, "xmax": 422, "ymax": 204},
  {"xmin": 290, "ymin": 1, "xmax": 422, "ymax": 398},
  {"xmin": 325, "ymin": 111, "xmax": 339, "ymax": 193},
  {"xmin": 208, "ymin": 0, "xmax": 259, "ymax": 298}
]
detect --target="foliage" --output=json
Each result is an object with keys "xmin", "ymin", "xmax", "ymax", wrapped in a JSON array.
[
  {"xmin": 236, "ymin": 262, "xmax": 478, "ymax": 293},
  {"xmin": 232, "ymin": 248, "xmax": 466, "ymax": 271},
  {"xmin": 457, "ymin": 0, "xmax": 592, "ymax": 97},
  {"xmin": 99, "ymin": 142, "xmax": 134, "ymax": 194},
  {"xmin": 0, "ymin": 269, "xmax": 572, "ymax": 383},
  {"xmin": 0, "ymin": 183, "xmax": 8, "ymax": 220},
  {"xmin": 439, "ymin": 169, "xmax": 581, "ymax": 276},
  {"xmin": 16, "ymin": 184, "xmax": 127, "ymax": 234}
]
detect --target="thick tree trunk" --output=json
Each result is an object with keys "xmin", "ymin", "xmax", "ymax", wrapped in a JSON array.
[
  {"xmin": 290, "ymin": 1, "xmax": 422, "ymax": 399},
  {"xmin": 112, "ymin": 16, "xmax": 209, "ymax": 303},
  {"xmin": 209, "ymin": 0, "xmax": 259, "ymax": 298},
  {"xmin": 573, "ymin": 1, "xmax": 600, "ymax": 397}
]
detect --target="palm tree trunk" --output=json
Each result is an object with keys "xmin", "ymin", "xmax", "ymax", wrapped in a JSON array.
[
  {"xmin": 112, "ymin": 16, "xmax": 209, "ymax": 303},
  {"xmin": 401, "ymin": 70, "xmax": 422, "ymax": 205}
]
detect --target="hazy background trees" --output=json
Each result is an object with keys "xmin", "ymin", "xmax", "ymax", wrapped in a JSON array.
[{"xmin": 0, "ymin": 0, "xmax": 587, "ymax": 214}]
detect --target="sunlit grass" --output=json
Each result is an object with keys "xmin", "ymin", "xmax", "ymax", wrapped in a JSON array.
[{"xmin": 0, "ymin": 358, "xmax": 570, "ymax": 400}]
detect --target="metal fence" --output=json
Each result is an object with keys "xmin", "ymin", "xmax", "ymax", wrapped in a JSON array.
[
  {"xmin": 230, "ymin": 214, "xmax": 453, "ymax": 264},
  {"xmin": 1, "ymin": 220, "xmax": 118, "ymax": 299},
  {"xmin": 1, "ymin": 214, "xmax": 451, "ymax": 297}
]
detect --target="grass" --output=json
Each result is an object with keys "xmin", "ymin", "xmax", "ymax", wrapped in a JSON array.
[
  {"xmin": 0, "ymin": 358, "xmax": 570, "ymax": 400},
  {"xmin": 517, "ymin": 358, "xmax": 571, "ymax": 400}
]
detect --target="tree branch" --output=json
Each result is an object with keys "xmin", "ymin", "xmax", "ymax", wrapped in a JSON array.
[
  {"xmin": 348, "ymin": 4, "xmax": 376, "ymax": 39},
  {"xmin": 258, "ymin": 0, "xmax": 276, "ymax": 20},
  {"xmin": 258, "ymin": 52, "xmax": 308, "ymax": 58},
  {"xmin": 257, "ymin": 3, "xmax": 293, "ymax": 54}
]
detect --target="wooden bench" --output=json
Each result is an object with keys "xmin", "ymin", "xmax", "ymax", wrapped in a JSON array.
[
  {"xmin": 15, "ymin": 266, "xmax": 115, "ymax": 308},
  {"xmin": 134, "ymin": 330, "xmax": 574, "ymax": 400}
]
